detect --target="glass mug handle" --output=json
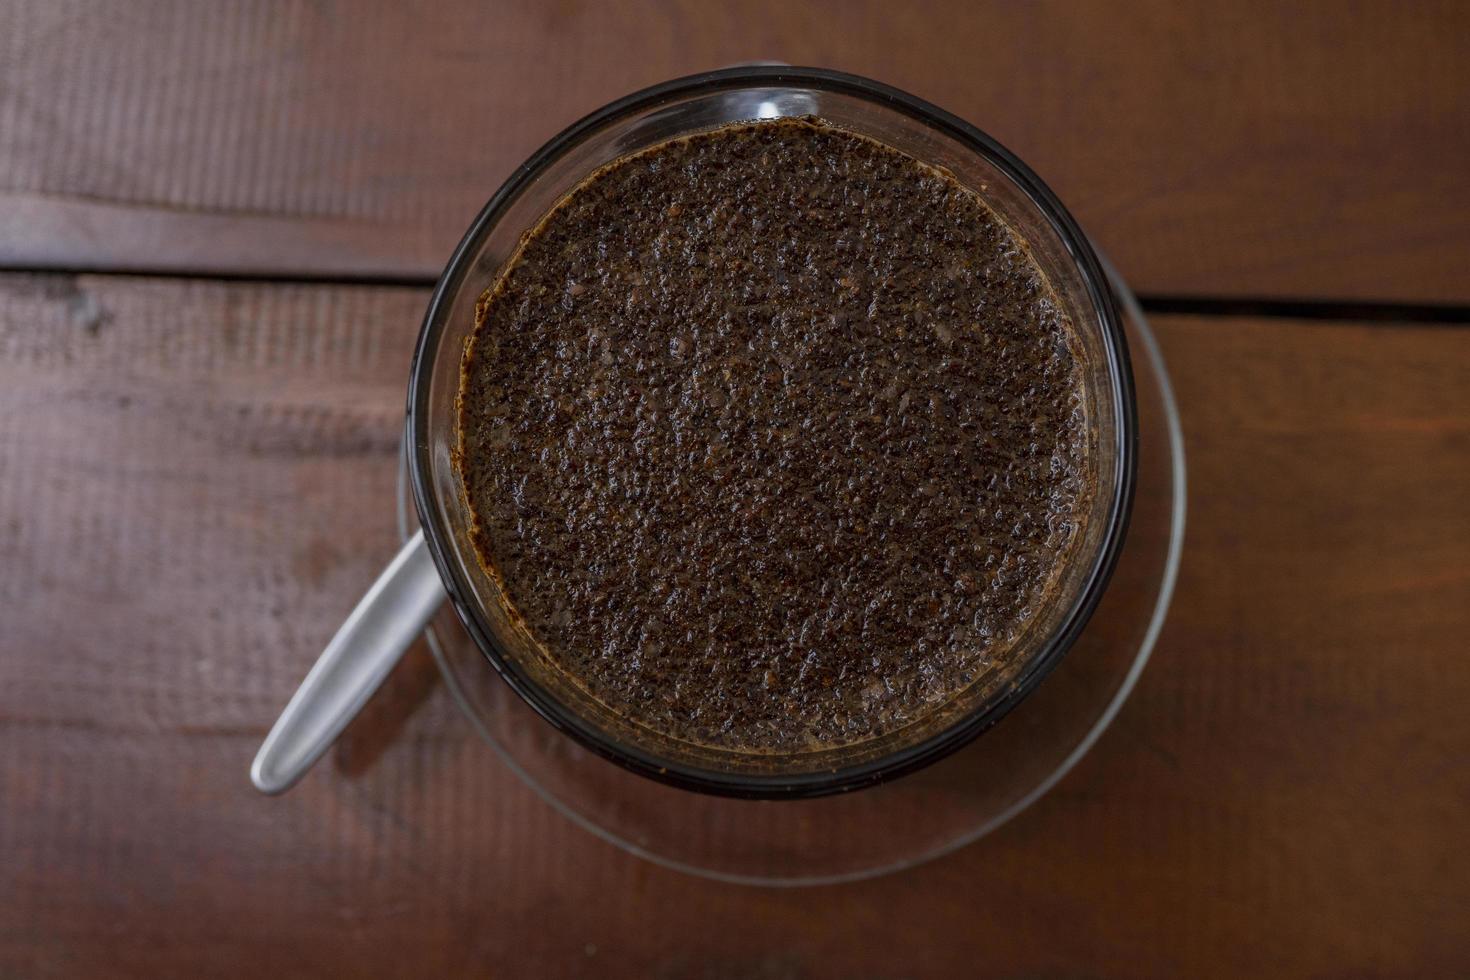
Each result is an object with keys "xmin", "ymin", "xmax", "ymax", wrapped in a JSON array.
[{"xmin": 250, "ymin": 530, "xmax": 446, "ymax": 793}]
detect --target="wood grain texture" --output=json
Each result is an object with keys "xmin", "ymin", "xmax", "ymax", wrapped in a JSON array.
[
  {"xmin": 1, "ymin": 274, "xmax": 1466, "ymax": 978},
  {"xmin": 2, "ymin": 0, "xmax": 1469, "ymax": 302}
]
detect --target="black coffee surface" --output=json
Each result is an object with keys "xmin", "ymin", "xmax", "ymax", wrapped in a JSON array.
[{"xmin": 457, "ymin": 118, "xmax": 1094, "ymax": 753}]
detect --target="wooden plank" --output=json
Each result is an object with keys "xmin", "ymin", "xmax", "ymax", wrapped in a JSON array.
[
  {"xmin": 1, "ymin": 274, "xmax": 1466, "ymax": 976},
  {"xmin": 2, "ymin": 1, "xmax": 1468, "ymax": 303}
]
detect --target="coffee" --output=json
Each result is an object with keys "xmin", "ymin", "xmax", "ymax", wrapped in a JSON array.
[{"xmin": 456, "ymin": 118, "xmax": 1095, "ymax": 754}]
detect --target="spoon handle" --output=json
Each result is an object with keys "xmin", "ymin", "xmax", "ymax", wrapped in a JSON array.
[{"xmin": 251, "ymin": 529, "xmax": 446, "ymax": 794}]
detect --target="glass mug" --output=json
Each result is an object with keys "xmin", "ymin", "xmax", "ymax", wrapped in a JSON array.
[{"xmin": 253, "ymin": 66, "xmax": 1136, "ymax": 799}]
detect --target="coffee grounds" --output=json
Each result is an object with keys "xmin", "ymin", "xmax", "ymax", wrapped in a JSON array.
[{"xmin": 457, "ymin": 118, "xmax": 1094, "ymax": 752}]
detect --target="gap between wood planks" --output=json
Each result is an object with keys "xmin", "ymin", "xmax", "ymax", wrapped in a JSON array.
[{"xmin": 3, "ymin": 264, "xmax": 1470, "ymax": 325}]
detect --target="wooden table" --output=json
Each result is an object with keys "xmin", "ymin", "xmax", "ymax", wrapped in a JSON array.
[{"xmin": 3, "ymin": 3, "xmax": 1467, "ymax": 976}]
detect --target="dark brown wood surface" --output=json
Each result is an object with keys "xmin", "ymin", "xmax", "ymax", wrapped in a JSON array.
[
  {"xmin": 2, "ymin": 275, "xmax": 1467, "ymax": 977},
  {"xmin": 4, "ymin": 1, "xmax": 1470, "ymax": 976},
  {"xmin": 3, "ymin": 0, "xmax": 1469, "ymax": 302}
]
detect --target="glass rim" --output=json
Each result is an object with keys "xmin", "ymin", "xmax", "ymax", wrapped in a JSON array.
[{"xmin": 407, "ymin": 65, "xmax": 1139, "ymax": 799}]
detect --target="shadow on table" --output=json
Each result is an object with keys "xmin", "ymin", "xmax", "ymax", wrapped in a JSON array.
[{"xmin": 331, "ymin": 638, "xmax": 442, "ymax": 778}]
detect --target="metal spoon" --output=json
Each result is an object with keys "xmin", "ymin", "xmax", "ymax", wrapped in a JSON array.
[{"xmin": 250, "ymin": 530, "xmax": 446, "ymax": 794}]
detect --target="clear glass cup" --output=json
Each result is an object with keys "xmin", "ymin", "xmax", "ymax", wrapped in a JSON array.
[{"xmin": 406, "ymin": 66, "xmax": 1137, "ymax": 798}]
